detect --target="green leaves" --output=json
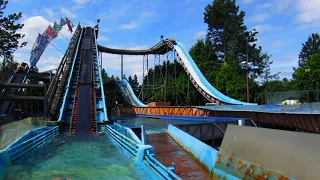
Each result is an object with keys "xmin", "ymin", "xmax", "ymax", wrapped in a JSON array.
[
  {"xmin": 298, "ymin": 33, "xmax": 320, "ymax": 67},
  {"xmin": 294, "ymin": 53, "xmax": 320, "ymax": 90},
  {"xmin": 0, "ymin": 0, "xmax": 26, "ymax": 56}
]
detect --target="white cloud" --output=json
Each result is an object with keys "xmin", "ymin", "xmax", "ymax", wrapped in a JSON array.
[
  {"xmin": 296, "ymin": 0, "xmax": 320, "ymax": 24},
  {"xmin": 59, "ymin": 7, "xmax": 77, "ymax": 19},
  {"xmin": 242, "ymin": 0, "xmax": 253, "ymax": 4},
  {"xmin": 243, "ymin": 0, "xmax": 253, "ymax": 4},
  {"xmin": 97, "ymin": 35, "xmax": 110, "ymax": 42},
  {"xmin": 32, "ymin": 9, "xmax": 38, "ymax": 15},
  {"xmin": 253, "ymin": 24, "xmax": 274, "ymax": 33},
  {"xmin": 18, "ymin": 16, "xmax": 50, "ymax": 51},
  {"xmin": 256, "ymin": 2, "xmax": 273, "ymax": 9},
  {"xmin": 120, "ymin": 22, "xmax": 138, "ymax": 30},
  {"xmin": 249, "ymin": 13, "xmax": 270, "ymax": 23},
  {"xmin": 120, "ymin": 11, "xmax": 156, "ymax": 30},
  {"xmin": 72, "ymin": 0, "xmax": 91, "ymax": 5},
  {"xmin": 100, "ymin": 28, "xmax": 112, "ymax": 33},
  {"xmin": 195, "ymin": 31, "xmax": 206, "ymax": 39},
  {"xmin": 42, "ymin": 7, "xmax": 54, "ymax": 17},
  {"xmin": 83, "ymin": 19, "xmax": 96, "ymax": 27},
  {"xmin": 101, "ymin": 44, "xmax": 151, "ymax": 83},
  {"xmin": 271, "ymin": 40, "xmax": 287, "ymax": 48}
]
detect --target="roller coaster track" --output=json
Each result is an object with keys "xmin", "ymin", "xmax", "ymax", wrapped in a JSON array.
[{"xmin": 98, "ymin": 40, "xmax": 256, "ymax": 105}]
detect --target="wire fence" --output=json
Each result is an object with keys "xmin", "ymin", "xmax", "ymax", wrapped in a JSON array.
[{"xmin": 266, "ymin": 89, "xmax": 320, "ymax": 104}]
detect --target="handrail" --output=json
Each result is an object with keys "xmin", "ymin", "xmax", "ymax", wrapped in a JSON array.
[
  {"xmin": 106, "ymin": 124, "xmax": 181, "ymax": 180},
  {"xmin": 58, "ymin": 27, "xmax": 84, "ymax": 122},
  {"xmin": 145, "ymin": 152, "xmax": 182, "ymax": 180},
  {"xmin": 93, "ymin": 29, "xmax": 108, "ymax": 121},
  {"xmin": 47, "ymin": 25, "xmax": 81, "ymax": 99},
  {"xmin": 7, "ymin": 126, "xmax": 59, "ymax": 162},
  {"xmin": 8, "ymin": 126, "xmax": 58, "ymax": 150}
]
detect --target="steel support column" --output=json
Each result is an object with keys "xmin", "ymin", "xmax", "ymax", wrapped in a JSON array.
[{"xmin": 121, "ymin": 54, "xmax": 123, "ymax": 79}]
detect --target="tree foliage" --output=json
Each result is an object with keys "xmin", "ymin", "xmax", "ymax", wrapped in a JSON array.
[
  {"xmin": 0, "ymin": 0, "xmax": 27, "ymax": 56},
  {"xmin": 294, "ymin": 53, "xmax": 320, "ymax": 90},
  {"xmin": 204, "ymin": 0, "xmax": 270, "ymax": 78},
  {"xmin": 298, "ymin": 33, "xmax": 320, "ymax": 67}
]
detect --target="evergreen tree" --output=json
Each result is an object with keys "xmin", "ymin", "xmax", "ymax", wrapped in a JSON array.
[
  {"xmin": 128, "ymin": 75, "xmax": 133, "ymax": 85},
  {"xmin": 204, "ymin": 0, "xmax": 269, "ymax": 77},
  {"xmin": 189, "ymin": 38, "xmax": 221, "ymax": 85},
  {"xmin": 294, "ymin": 53, "xmax": 320, "ymax": 90},
  {"xmin": 0, "ymin": 0, "xmax": 27, "ymax": 56},
  {"xmin": 298, "ymin": 33, "xmax": 320, "ymax": 67},
  {"xmin": 133, "ymin": 74, "xmax": 139, "ymax": 85}
]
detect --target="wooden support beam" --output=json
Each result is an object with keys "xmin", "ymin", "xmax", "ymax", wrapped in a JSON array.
[
  {"xmin": 0, "ymin": 83, "xmax": 46, "ymax": 88},
  {"xmin": 0, "ymin": 96, "xmax": 45, "ymax": 101}
]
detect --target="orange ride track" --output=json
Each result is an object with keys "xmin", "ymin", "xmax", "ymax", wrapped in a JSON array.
[{"xmin": 147, "ymin": 132, "xmax": 212, "ymax": 180}]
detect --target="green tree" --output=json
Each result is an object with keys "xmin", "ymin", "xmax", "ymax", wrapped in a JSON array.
[
  {"xmin": 101, "ymin": 68, "xmax": 109, "ymax": 83},
  {"xmin": 128, "ymin": 75, "xmax": 133, "ymax": 85},
  {"xmin": 189, "ymin": 38, "xmax": 221, "ymax": 85},
  {"xmin": 293, "ymin": 53, "xmax": 320, "ymax": 90},
  {"xmin": 133, "ymin": 74, "xmax": 139, "ymax": 85},
  {"xmin": 0, "ymin": 0, "xmax": 27, "ymax": 56},
  {"xmin": 204, "ymin": 0, "xmax": 270, "ymax": 78},
  {"xmin": 298, "ymin": 33, "xmax": 320, "ymax": 67}
]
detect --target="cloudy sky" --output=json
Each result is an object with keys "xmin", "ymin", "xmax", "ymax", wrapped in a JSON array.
[{"xmin": 4, "ymin": 0, "xmax": 320, "ymax": 83}]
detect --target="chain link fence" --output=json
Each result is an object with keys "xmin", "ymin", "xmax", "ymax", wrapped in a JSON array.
[{"xmin": 266, "ymin": 89, "xmax": 320, "ymax": 104}]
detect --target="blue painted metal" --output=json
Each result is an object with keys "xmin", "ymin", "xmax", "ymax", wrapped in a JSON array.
[
  {"xmin": 93, "ymin": 29, "xmax": 108, "ymax": 121},
  {"xmin": 174, "ymin": 42, "xmax": 256, "ymax": 105},
  {"xmin": 5, "ymin": 126, "xmax": 59, "ymax": 163},
  {"xmin": 141, "ymin": 125, "xmax": 147, "ymax": 145},
  {"xmin": 106, "ymin": 124, "xmax": 181, "ymax": 180},
  {"xmin": 117, "ymin": 79, "xmax": 147, "ymax": 107},
  {"xmin": 198, "ymin": 102, "xmax": 320, "ymax": 114},
  {"xmin": 58, "ymin": 28, "xmax": 84, "ymax": 122},
  {"xmin": 167, "ymin": 124, "xmax": 240, "ymax": 180}
]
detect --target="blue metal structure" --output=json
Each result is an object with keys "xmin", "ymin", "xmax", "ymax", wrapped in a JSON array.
[
  {"xmin": 106, "ymin": 124, "xmax": 181, "ymax": 180},
  {"xmin": 173, "ymin": 42, "xmax": 256, "ymax": 105},
  {"xmin": 58, "ymin": 28, "xmax": 84, "ymax": 123},
  {"xmin": 117, "ymin": 79, "xmax": 147, "ymax": 107},
  {"xmin": 2, "ymin": 126, "xmax": 59, "ymax": 163},
  {"xmin": 93, "ymin": 29, "xmax": 108, "ymax": 122}
]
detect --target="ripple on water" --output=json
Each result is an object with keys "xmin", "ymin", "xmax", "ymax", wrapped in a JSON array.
[{"xmin": 5, "ymin": 133, "xmax": 152, "ymax": 180}]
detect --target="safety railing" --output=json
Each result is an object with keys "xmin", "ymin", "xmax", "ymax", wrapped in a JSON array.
[
  {"xmin": 145, "ymin": 151, "xmax": 181, "ymax": 180},
  {"xmin": 46, "ymin": 25, "xmax": 82, "ymax": 104},
  {"xmin": 93, "ymin": 29, "xmax": 108, "ymax": 121},
  {"xmin": 7, "ymin": 126, "xmax": 59, "ymax": 163},
  {"xmin": 106, "ymin": 125, "xmax": 139, "ymax": 157},
  {"xmin": 58, "ymin": 27, "xmax": 84, "ymax": 122},
  {"xmin": 106, "ymin": 124, "xmax": 181, "ymax": 180}
]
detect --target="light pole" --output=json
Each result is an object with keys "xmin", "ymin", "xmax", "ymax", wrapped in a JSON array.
[{"xmin": 244, "ymin": 29, "xmax": 256, "ymax": 103}]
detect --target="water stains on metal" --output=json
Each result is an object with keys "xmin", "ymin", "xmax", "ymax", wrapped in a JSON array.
[{"xmin": 215, "ymin": 153, "xmax": 291, "ymax": 180}]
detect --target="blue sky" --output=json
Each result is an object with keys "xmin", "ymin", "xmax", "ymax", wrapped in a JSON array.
[{"xmin": 5, "ymin": 0, "xmax": 320, "ymax": 83}]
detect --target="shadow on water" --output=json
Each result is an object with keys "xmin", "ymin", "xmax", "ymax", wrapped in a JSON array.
[{"xmin": 4, "ymin": 133, "xmax": 151, "ymax": 180}]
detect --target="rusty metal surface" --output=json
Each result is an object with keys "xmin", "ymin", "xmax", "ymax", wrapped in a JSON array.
[
  {"xmin": 120, "ymin": 106, "xmax": 213, "ymax": 117},
  {"xmin": 219, "ymin": 124, "xmax": 320, "ymax": 180},
  {"xmin": 147, "ymin": 132, "xmax": 212, "ymax": 180},
  {"xmin": 120, "ymin": 106, "xmax": 320, "ymax": 134}
]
